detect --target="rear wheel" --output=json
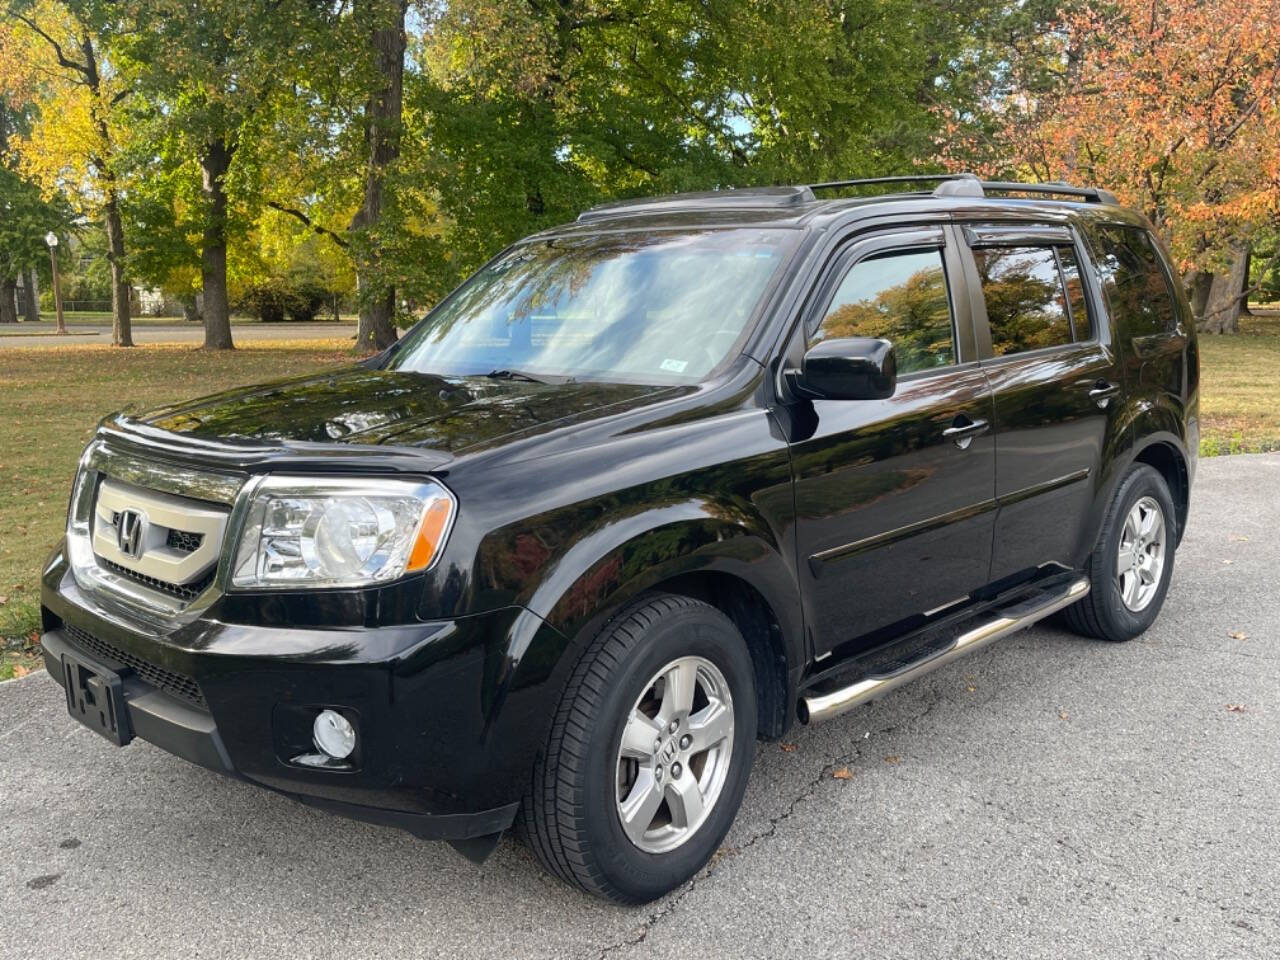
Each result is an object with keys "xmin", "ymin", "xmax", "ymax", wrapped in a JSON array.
[
  {"xmin": 519, "ymin": 594, "xmax": 757, "ymax": 903},
  {"xmin": 1062, "ymin": 464, "xmax": 1177, "ymax": 642}
]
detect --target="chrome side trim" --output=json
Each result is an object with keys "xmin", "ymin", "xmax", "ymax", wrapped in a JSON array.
[
  {"xmin": 799, "ymin": 576, "xmax": 1090, "ymax": 724},
  {"xmin": 808, "ymin": 498, "xmax": 998, "ymax": 576},
  {"xmin": 997, "ymin": 468, "xmax": 1091, "ymax": 508}
]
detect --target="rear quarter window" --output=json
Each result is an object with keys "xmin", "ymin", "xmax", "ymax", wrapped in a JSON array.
[{"xmin": 1085, "ymin": 224, "xmax": 1179, "ymax": 338}]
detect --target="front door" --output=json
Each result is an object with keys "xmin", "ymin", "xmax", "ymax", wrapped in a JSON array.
[{"xmin": 785, "ymin": 227, "xmax": 997, "ymax": 658}]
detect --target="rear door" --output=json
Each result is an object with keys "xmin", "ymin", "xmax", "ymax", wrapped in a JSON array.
[
  {"xmin": 786, "ymin": 226, "xmax": 996, "ymax": 658},
  {"xmin": 957, "ymin": 223, "xmax": 1127, "ymax": 580},
  {"xmin": 1079, "ymin": 221, "xmax": 1192, "ymax": 415}
]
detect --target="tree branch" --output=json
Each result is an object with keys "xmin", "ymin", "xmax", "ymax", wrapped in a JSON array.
[
  {"xmin": 6, "ymin": 10, "xmax": 89, "ymax": 78},
  {"xmin": 266, "ymin": 201, "xmax": 349, "ymax": 248}
]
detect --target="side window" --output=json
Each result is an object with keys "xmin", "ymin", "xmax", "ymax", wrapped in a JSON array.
[
  {"xmin": 973, "ymin": 246, "xmax": 1073, "ymax": 356},
  {"xmin": 1087, "ymin": 224, "xmax": 1178, "ymax": 337},
  {"xmin": 813, "ymin": 249, "xmax": 955, "ymax": 374}
]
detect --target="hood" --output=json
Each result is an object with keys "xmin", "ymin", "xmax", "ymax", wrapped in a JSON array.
[{"xmin": 136, "ymin": 367, "xmax": 679, "ymax": 455}]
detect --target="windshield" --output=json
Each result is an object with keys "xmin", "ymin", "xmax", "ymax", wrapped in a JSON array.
[{"xmin": 387, "ymin": 227, "xmax": 799, "ymax": 384}]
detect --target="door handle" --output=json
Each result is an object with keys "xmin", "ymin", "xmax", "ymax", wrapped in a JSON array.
[
  {"xmin": 942, "ymin": 416, "xmax": 989, "ymax": 450},
  {"xmin": 1088, "ymin": 380, "xmax": 1120, "ymax": 408}
]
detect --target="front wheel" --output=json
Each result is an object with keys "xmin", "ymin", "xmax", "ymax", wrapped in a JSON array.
[
  {"xmin": 1061, "ymin": 464, "xmax": 1178, "ymax": 642},
  {"xmin": 519, "ymin": 594, "xmax": 757, "ymax": 903}
]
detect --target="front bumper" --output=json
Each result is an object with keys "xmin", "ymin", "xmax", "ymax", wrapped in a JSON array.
[{"xmin": 39, "ymin": 550, "xmax": 560, "ymax": 847}]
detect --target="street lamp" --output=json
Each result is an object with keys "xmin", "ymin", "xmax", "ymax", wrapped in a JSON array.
[{"xmin": 45, "ymin": 232, "xmax": 66, "ymax": 335}]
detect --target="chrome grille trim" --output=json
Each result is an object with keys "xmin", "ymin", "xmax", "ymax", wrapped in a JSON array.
[
  {"xmin": 86, "ymin": 441, "xmax": 242, "ymax": 505},
  {"xmin": 92, "ymin": 477, "xmax": 227, "ymax": 585},
  {"xmin": 67, "ymin": 439, "xmax": 249, "ymax": 625}
]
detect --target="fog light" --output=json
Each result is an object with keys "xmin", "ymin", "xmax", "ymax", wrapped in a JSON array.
[{"xmin": 313, "ymin": 709, "xmax": 356, "ymax": 759}]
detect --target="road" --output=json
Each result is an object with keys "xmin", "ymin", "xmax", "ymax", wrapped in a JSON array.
[
  {"xmin": 0, "ymin": 321, "xmax": 352, "ymax": 348},
  {"xmin": 1, "ymin": 454, "xmax": 1276, "ymax": 959}
]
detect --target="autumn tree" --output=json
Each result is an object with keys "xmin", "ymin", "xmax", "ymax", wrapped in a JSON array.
[
  {"xmin": 2, "ymin": 0, "xmax": 134, "ymax": 344},
  {"xmin": 950, "ymin": 0, "xmax": 1280, "ymax": 333}
]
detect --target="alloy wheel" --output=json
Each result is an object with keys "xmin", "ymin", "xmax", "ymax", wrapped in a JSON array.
[
  {"xmin": 1116, "ymin": 495, "xmax": 1166, "ymax": 612},
  {"xmin": 614, "ymin": 656, "xmax": 735, "ymax": 854}
]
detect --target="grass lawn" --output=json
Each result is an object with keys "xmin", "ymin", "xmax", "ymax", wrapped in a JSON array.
[
  {"xmin": 1198, "ymin": 309, "xmax": 1280, "ymax": 455},
  {"xmin": 0, "ymin": 340, "xmax": 354, "ymax": 675},
  {"xmin": 0, "ymin": 321, "xmax": 1277, "ymax": 675}
]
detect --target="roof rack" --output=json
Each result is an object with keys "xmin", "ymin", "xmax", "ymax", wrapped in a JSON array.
[
  {"xmin": 576, "ymin": 185, "xmax": 816, "ymax": 222},
  {"xmin": 807, "ymin": 174, "xmax": 972, "ymax": 192},
  {"xmin": 806, "ymin": 172, "xmax": 1118, "ymax": 205}
]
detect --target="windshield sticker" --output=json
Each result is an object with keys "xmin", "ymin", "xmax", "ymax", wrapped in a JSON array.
[{"xmin": 660, "ymin": 358, "xmax": 689, "ymax": 373}]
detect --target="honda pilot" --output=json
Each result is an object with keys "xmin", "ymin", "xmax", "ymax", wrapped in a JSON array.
[{"xmin": 40, "ymin": 173, "xmax": 1198, "ymax": 903}]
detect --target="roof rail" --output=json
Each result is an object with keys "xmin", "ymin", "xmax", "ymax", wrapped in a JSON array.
[
  {"xmin": 806, "ymin": 172, "xmax": 1118, "ymax": 205},
  {"xmin": 975, "ymin": 180, "xmax": 1119, "ymax": 205},
  {"xmin": 807, "ymin": 174, "xmax": 970, "ymax": 192},
  {"xmin": 576, "ymin": 185, "xmax": 816, "ymax": 222}
]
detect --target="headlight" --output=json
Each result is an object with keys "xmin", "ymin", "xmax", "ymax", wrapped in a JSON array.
[{"xmin": 230, "ymin": 476, "xmax": 455, "ymax": 590}]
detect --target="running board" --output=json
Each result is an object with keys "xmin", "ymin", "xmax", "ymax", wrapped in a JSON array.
[{"xmin": 798, "ymin": 576, "xmax": 1090, "ymax": 725}]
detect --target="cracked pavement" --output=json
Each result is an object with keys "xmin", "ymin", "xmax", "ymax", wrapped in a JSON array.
[{"xmin": 2, "ymin": 453, "xmax": 1277, "ymax": 959}]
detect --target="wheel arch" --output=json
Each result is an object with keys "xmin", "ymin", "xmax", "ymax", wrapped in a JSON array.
[
  {"xmin": 488, "ymin": 506, "xmax": 804, "ymax": 747},
  {"xmin": 1130, "ymin": 437, "xmax": 1191, "ymax": 544}
]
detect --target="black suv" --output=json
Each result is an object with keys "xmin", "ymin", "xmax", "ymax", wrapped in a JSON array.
[{"xmin": 40, "ymin": 174, "xmax": 1198, "ymax": 903}]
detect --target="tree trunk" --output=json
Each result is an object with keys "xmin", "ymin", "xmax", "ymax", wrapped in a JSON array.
[
  {"xmin": 23, "ymin": 269, "xmax": 40, "ymax": 322},
  {"xmin": 200, "ymin": 138, "xmax": 234, "ymax": 350},
  {"xmin": 349, "ymin": 0, "xmax": 407, "ymax": 353},
  {"xmin": 1199, "ymin": 243, "xmax": 1251, "ymax": 334},
  {"xmin": 1186, "ymin": 271, "xmax": 1213, "ymax": 320},
  {"xmin": 181, "ymin": 295, "xmax": 201, "ymax": 323},
  {"xmin": 0, "ymin": 278, "xmax": 17, "ymax": 324},
  {"xmin": 104, "ymin": 196, "xmax": 134, "ymax": 346}
]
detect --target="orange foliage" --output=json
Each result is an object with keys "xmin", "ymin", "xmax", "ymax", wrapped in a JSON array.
[{"xmin": 946, "ymin": 0, "xmax": 1280, "ymax": 274}]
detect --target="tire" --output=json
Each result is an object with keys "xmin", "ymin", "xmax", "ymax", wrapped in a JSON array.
[
  {"xmin": 1061, "ymin": 464, "xmax": 1177, "ymax": 642},
  {"xmin": 519, "ymin": 594, "xmax": 757, "ymax": 903}
]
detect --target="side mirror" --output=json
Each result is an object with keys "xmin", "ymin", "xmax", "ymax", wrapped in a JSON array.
[{"xmin": 785, "ymin": 337, "xmax": 896, "ymax": 401}]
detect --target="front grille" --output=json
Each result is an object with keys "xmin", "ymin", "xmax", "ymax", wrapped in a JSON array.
[
  {"xmin": 98, "ymin": 557, "xmax": 215, "ymax": 602},
  {"xmin": 165, "ymin": 529, "xmax": 204, "ymax": 554},
  {"xmin": 64, "ymin": 624, "xmax": 207, "ymax": 709}
]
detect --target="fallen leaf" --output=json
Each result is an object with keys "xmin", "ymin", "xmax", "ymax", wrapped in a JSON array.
[
  {"xmin": 779, "ymin": 742, "xmax": 798, "ymax": 753},
  {"xmin": 1221, "ymin": 559, "xmax": 1234, "ymax": 565},
  {"xmin": 965, "ymin": 684, "xmax": 977, "ymax": 693},
  {"xmin": 12, "ymin": 665, "xmax": 29, "ymax": 678},
  {"xmin": 1230, "ymin": 535, "xmax": 1250, "ymax": 542},
  {"xmin": 709, "ymin": 845, "xmax": 739, "ymax": 865},
  {"xmin": 1226, "ymin": 704, "xmax": 1246, "ymax": 713},
  {"xmin": 0, "ymin": 596, "xmax": 7, "ymax": 606},
  {"xmin": 1228, "ymin": 631, "xmax": 1248, "ymax": 640},
  {"xmin": 830, "ymin": 766, "xmax": 853, "ymax": 780},
  {"xmin": 883, "ymin": 755, "xmax": 901, "ymax": 765},
  {"xmin": 1058, "ymin": 709, "xmax": 1070, "ymax": 721}
]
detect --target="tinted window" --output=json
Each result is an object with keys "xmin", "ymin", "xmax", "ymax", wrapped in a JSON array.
[
  {"xmin": 389, "ymin": 228, "xmax": 799, "ymax": 384},
  {"xmin": 1087, "ymin": 224, "xmax": 1177, "ymax": 337},
  {"xmin": 814, "ymin": 249, "xmax": 955, "ymax": 374},
  {"xmin": 1057, "ymin": 244, "xmax": 1090, "ymax": 339},
  {"xmin": 974, "ymin": 246, "xmax": 1073, "ymax": 356}
]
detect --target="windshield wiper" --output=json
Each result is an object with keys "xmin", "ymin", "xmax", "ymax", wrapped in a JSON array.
[{"xmin": 483, "ymin": 368, "xmax": 575, "ymax": 385}]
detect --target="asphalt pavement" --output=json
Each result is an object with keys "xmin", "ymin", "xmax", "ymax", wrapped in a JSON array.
[
  {"xmin": 0, "ymin": 321, "xmax": 352, "ymax": 348},
  {"xmin": 1, "ymin": 454, "xmax": 1276, "ymax": 959}
]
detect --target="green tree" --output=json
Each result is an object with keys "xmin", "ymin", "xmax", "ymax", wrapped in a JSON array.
[
  {"xmin": 398, "ymin": 0, "xmax": 1012, "ymax": 303},
  {"xmin": 116, "ymin": 0, "xmax": 330, "ymax": 349}
]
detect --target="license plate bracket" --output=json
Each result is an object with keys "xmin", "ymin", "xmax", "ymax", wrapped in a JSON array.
[{"xmin": 62, "ymin": 651, "xmax": 133, "ymax": 746}]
